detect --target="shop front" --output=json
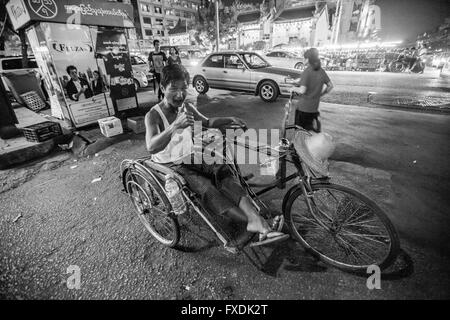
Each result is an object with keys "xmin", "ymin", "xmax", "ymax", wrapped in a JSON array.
[{"xmin": 6, "ymin": 0, "xmax": 138, "ymax": 128}]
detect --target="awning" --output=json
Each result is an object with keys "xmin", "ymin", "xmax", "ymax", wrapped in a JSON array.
[
  {"xmin": 168, "ymin": 19, "xmax": 188, "ymax": 35},
  {"xmin": 274, "ymin": 6, "xmax": 315, "ymax": 23},
  {"xmin": 237, "ymin": 10, "xmax": 261, "ymax": 24}
]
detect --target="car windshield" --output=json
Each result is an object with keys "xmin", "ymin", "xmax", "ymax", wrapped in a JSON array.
[{"xmin": 239, "ymin": 53, "xmax": 270, "ymax": 69}]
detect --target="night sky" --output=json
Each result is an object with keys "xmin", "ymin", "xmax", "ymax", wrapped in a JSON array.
[
  {"xmin": 226, "ymin": 0, "xmax": 449, "ymax": 42},
  {"xmin": 377, "ymin": 0, "xmax": 449, "ymax": 41}
]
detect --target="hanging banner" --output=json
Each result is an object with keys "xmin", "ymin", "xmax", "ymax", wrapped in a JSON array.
[
  {"xmin": 6, "ymin": 0, "xmax": 134, "ymax": 31},
  {"xmin": 94, "ymin": 27, "xmax": 137, "ymax": 112}
]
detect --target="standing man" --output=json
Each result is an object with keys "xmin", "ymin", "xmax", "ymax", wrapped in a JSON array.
[
  {"xmin": 291, "ymin": 48, "xmax": 333, "ymax": 132},
  {"xmin": 65, "ymin": 65, "xmax": 93, "ymax": 101},
  {"xmin": 148, "ymin": 40, "xmax": 168, "ymax": 101}
]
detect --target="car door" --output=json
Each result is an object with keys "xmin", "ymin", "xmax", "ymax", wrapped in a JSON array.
[
  {"xmin": 222, "ymin": 54, "xmax": 251, "ymax": 91},
  {"xmin": 265, "ymin": 51, "xmax": 280, "ymax": 66},
  {"xmin": 200, "ymin": 54, "xmax": 224, "ymax": 88},
  {"xmin": 278, "ymin": 52, "xmax": 291, "ymax": 66}
]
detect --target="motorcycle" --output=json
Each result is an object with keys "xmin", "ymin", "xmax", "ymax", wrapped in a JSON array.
[{"xmin": 389, "ymin": 54, "xmax": 425, "ymax": 73}]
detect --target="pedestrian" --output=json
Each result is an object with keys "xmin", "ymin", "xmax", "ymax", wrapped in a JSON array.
[
  {"xmin": 291, "ymin": 48, "xmax": 334, "ymax": 132},
  {"xmin": 148, "ymin": 40, "xmax": 168, "ymax": 101},
  {"xmin": 168, "ymin": 47, "xmax": 182, "ymax": 66}
]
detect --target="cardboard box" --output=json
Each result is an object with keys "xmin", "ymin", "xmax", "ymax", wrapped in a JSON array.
[
  {"xmin": 98, "ymin": 117, "xmax": 123, "ymax": 138},
  {"xmin": 127, "ymin": 116, "xmax": 146, "ymax": 134}
]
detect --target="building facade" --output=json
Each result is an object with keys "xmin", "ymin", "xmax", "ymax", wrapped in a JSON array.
[{"xmin": 136, "ymin": 0, "xmax": 200, "ymax": 44}]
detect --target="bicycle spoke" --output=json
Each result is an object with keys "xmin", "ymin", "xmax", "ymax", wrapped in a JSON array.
[
  {"xmin": 340, "ymin": 230, "xmax": 391, "ymax": 245},
  {"xmin": 311, "ymin": 196, "xmax": 334, "ymax": 222},
  {"xmin": 292, "ymin": 214, "xmax": 326, "ymax": 229},
  {"xmin": 335, "ymin": 235, "xmax": 374, "ymax": 265},
  {"xmin": 339, "ymin": 232, "xmax": 387, "ymax": 256},
  {"xmin": 346, "ymin": 208, "xmax": 374, "ymax": 225},
  {"xmin": 341, "ymin": 203, "xmax": 365, "ymax": 225}
]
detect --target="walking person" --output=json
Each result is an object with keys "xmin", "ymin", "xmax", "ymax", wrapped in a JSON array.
[
  {"xmin": 148, "ymin": 40, "xmax": 168, "ymax": 101},
  {"xmin": 168, "ymin": 47, "xmax": 182, "ymax": 66},
  {"xmin": 291, "ymin": 48, "xmax": 334, "ymax": 132}
]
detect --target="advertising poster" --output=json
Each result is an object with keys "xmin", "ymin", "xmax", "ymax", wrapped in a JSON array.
[
  {"xmin": 94, "ymin": 27, "xmax": 137, "ymax": 112},
  {"xmin": 40, "ymin": 22, "xmax": 112, "ymax": 127},
  {"xmin": 26, "ymin": 26, "xmax": 66, "ymax": 120}
]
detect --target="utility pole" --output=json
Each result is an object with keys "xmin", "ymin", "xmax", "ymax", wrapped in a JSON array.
[
  {"xmin": 334, "ymin": 0, "xmax": 343, "ymax": 45},
  {"xmin": 215, "ymin": 0, "xmax": 220, "ymax": 51}
]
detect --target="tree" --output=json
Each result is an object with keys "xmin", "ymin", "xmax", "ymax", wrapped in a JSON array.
[
  {"xmin": 0, "ymin": 0, "xmax": 29, "ymax": 67},
  {"xmin": 195, "ymin": 0, "xmax": 239, "ymax": 49}
]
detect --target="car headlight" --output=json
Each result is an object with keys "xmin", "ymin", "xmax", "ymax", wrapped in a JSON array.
[
  {"xmin": 190, "ymin": 60, "xmax": 199, "ymax": 66},
  {"xmin": 285, "ymin": 76, "xmax": 300, "ymax": 85}
]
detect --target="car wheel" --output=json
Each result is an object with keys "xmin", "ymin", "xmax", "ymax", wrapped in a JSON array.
[
  {"xmin": 134, "ymin": 79, "xmax": 140, "ymax": 92},
  {"xmin": 193, "ymin": 76, "xmax": 209, "ymax": 94},
  {"xmin": 259, "ymin": 81, "xmax": 278, "ymax": 102},
  {"xmin": 295, "ymin": 62, "xmax": 305, "ymax": 71}
]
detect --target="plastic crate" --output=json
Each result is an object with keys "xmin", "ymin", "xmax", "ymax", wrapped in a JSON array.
[
  {"xmin": 22, "ymin": 121, "xmax": 62, "ymax": 143},
  {"xmin": 20, "ymin": 91, "xmax": 47, "ymax": 112}
]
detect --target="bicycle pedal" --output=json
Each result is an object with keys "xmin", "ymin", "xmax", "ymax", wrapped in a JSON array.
[
  {"xmin": 243, "ymin": 173, "xmax": 254, "ymax": 181},
  {"xmin": 224, "ymin": 245, "xmax": 239, "ymax": 254}
]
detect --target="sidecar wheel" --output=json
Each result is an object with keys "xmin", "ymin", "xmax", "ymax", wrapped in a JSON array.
[{"xmin": 125, "ymin": 170, "xmax": 180, "ymax": 248}]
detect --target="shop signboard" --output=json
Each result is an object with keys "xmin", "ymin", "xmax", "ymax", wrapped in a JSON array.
[
  {"xmin": 5, "ymin": 0, "xmax": 31, "ymax": 31},
  {"xmin": 6, "ymin": 0, "xmax": 134, "ymax": 31},
  {"xmin": 169, "ymin": 34, "xmax": 190, "ymax": 47}
]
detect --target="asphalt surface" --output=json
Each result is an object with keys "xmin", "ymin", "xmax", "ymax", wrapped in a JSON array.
[
  {"xmin": 137, "ymin": 68, "xmax": 450, "ymax": 112},
  {"xmin": 1, "ymin": 76, "xmax": 450, "ymax": 299}
]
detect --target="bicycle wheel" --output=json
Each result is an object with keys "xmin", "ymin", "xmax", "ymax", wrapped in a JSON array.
[
  {"xmin": 125, "ymin": 170, "xmax": 180, "ymax": 247},
  {"xmin": 284, "ymin": 183, "xmax": 400, "ymax": 272}
]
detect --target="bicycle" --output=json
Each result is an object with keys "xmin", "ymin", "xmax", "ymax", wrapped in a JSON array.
[{"xmin": 120, "ymin": 93, "xmax": 400, "ymax": 273}]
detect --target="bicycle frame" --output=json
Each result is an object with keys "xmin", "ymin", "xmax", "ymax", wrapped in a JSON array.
[{"xmin": 121, "ymin": 92, "xmax": 330, "ymax": 252}]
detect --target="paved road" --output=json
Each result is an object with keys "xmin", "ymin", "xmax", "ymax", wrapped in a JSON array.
[
  {"xmin": 137, "ymin": 68, "xmax": 450, "ymax": 110},
  {"xmin": 1, "ymin": 90, "xmax": 449, "ymax": 299}
]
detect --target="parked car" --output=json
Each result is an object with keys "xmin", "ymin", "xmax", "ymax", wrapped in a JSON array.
[
  {"xmin": 191, "ymin": 51, "xmax": 302, "ymax": 102},
  {"xmin": 0, "ymin": 56, "xmax": 38, "ymax": 92},
  {"xmin": 263, "ymin": 50, "xmax": 306, "ymax": 71},
  {"xmin": 131, "ymin": 55, "xmax": 150, "ymax": 91}
]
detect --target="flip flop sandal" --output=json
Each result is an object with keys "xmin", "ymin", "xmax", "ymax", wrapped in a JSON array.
[
  {"xmin": 224, "ymin": 244, "xmax": 239, "ymax": 254},
  {"xmin": 249, "ymin": 231, "xmax": 290, "ymax": 247},
  {"xmin": 270, "ymin": 215, "xmax": 285, "ymax": 233}
]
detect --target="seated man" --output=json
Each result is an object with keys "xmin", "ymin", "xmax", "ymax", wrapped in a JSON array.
[{"xmin": 144, "ymin": 64, "xmax": 286, "ymax": 250}]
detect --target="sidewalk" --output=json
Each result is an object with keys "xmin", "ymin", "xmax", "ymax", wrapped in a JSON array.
[
  {"xmin": 0, "ymin": 99, "xmax": 155, "ymax": 170},
  {"xmin": 0, "ymin": 107, "xmax": 72, "ymax": 170}
]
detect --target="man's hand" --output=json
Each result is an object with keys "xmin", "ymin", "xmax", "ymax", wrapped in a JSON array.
[
  {"xmin": 291, "ymin": 87, "xmax": 303, "ymax": 95},
  {"xmin": 172, "ymin": 111, "xmax": 194, "ymax": 130}
]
